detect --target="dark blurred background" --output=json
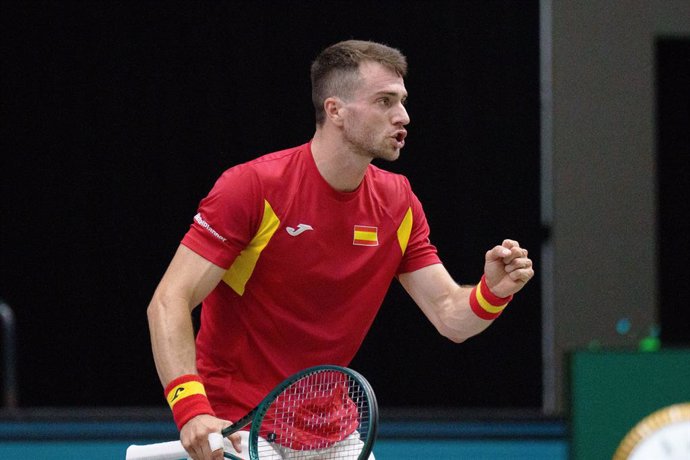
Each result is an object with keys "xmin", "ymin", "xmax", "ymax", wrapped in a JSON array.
[
  {"xmin": 2, "ymin": 1, "xmax": 688, "ymax": 417},
  {"xmin": 1, "ymin": 0, "xmax": 541, "ymax": 410}
]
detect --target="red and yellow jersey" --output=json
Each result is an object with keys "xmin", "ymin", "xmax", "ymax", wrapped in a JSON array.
[{"xmin": 181, "ymin": 142, "xmax": 440, "ymax": 421}]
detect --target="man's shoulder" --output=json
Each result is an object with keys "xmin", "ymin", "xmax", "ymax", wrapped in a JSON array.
[
  {"xmin": 366, "ymin": 163, "xmax": 412, "ymax": 191},
  {"xmin": 216, "ymin": 143, "xmax": 308, "ymax": 184},
  {"xmin": 242, "ymin": 143, "xmax": 308, "ymax": 172}
]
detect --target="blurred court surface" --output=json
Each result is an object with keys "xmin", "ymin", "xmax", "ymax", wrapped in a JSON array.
[{"xmin": 0, "ymin": 412, "xmax": 567, "ymax": 459}]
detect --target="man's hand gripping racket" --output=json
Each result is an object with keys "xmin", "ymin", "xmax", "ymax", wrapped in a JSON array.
[{"xmin": 126, "ymin": 365, "xmax": 378, "ymax": 460}]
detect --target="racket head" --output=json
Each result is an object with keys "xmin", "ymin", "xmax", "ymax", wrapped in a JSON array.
[{"xmin": 248, "ymin": 365, "xmax": 378, "ymax": 460}]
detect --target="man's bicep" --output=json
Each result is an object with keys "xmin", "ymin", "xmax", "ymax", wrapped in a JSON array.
[
  {"xmin": 157, "ymin": 244, "xmax": 228, "ymax": 311},
  {"xmin": 398, "ymin": 264, "xmax": 457, "ymax": 320}
]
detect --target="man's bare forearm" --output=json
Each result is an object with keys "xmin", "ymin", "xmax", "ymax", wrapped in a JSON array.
[{"xmin": 148, "ymin": 292, "xmax": 198, "ymax": 386}]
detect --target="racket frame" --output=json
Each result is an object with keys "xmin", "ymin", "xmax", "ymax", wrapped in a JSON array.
[
  {"xmin": 126, "ymin": 365, "xmax": 378, "ymax": 460},
  {"xmin": 222, "ymin": 365, "xmax": 378, "ymax": 460}
]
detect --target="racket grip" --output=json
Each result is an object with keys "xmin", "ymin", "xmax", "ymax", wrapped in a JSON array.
[{"xmin": 125, "ymin": 432, "xmax": 224, "ymax": 460}]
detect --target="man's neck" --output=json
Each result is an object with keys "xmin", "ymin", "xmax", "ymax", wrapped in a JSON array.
[{"xmin": 310, "ymin": 129, "xmax": 371, "ymax": 192}]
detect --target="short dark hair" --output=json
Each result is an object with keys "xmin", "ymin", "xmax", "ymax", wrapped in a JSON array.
[{"xmin": 310, "ymin": 40, "xmax": 408, "ymax": 126}]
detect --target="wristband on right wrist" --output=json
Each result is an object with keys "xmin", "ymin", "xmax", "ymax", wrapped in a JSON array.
[
  {"xmin": 469, "ymin": 275, "xmax": 513, "ymax": 320},
  {"xmin": 164, "ymin": 374, "xmax": 215, "ymax": 430}
]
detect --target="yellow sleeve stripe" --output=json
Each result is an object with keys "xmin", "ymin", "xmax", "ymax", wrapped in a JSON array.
[
  {"xmin": 396, "ymin": 207, "xmax": 413, "ymax": 255},
  {"xmin": 223, "ymin": 199, "xmax": 281, "ymax": 295},
  {"xmin": 166, "ymin": 380, "xmax": 207, "ymax": 409},
  {"xmin": 475, "ymin": 283, "xmax": 508, "ymax": 313}
]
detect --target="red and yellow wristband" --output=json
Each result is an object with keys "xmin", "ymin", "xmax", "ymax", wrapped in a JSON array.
[
  {"xmin": 469, "ymin": 275, "xmax": 513, "ymax": 320},
  {"xmin": 164, "ymin": 374, "xmax": 215, "ymax": 430}
]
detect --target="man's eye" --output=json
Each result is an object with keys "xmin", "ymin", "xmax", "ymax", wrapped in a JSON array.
[{"xmin": 378, "ymin": 98, "xmax": 390, "ymax": 106}]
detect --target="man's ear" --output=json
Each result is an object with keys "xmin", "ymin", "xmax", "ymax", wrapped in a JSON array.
[{"xmin": 324, "ymin": 97, "xmax": 345, "ymax": 127}]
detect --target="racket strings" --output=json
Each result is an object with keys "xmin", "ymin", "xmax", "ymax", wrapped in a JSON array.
[{"xmin": 256, "ymin": 370, "xmax": 371, "ymax": 459}]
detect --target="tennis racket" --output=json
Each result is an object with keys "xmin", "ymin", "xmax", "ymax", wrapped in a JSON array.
[{"xmin": 126, "ymin": 365, "xmax": 378, "ymax": 460}]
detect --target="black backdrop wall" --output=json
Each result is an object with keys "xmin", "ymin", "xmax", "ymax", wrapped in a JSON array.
[{"xmin": 1, "ymin": 1, "xmax": 541, "ymax": 409}]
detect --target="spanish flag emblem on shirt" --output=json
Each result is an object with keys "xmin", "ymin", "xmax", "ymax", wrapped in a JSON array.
[{"xmin": 353, "ymin": 225, "xmax": 378, "ymax": 246}]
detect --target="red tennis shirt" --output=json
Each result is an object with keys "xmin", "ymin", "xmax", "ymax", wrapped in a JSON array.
[{"xmin": 181, "ymin": 142, "xmax": 440, "ymax": 421}]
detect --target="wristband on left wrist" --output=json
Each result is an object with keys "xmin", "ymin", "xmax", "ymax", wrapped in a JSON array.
[{"xmin": 469, "ymin": 275, "xmax": 513, "ymax": 320}]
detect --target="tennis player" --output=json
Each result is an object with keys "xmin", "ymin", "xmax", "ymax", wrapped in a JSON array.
[{"xmin": 147, "ymin": 39, "xmax": 534, "ymax": 460}]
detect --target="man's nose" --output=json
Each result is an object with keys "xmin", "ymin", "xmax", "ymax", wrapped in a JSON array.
[{"xmin": 393, "ymin": 103, "xmax": 410, "ymax": 126}]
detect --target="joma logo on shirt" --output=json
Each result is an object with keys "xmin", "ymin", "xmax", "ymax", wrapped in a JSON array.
[{"xmin": 286, "ymin": 224, "xmax": 314, "ymax": 236}]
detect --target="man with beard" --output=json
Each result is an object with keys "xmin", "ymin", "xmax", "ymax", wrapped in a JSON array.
[{"xmin": 146, "ymin": 40, "xmax": 534, "ymax": 460}]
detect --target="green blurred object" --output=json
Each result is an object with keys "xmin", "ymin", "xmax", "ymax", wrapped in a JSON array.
[
  {"xmin": 638, "ymin": 325, "xmax": 661, "ymax": 352},
  {"xmin": 569, "ymin": 349, "xmax": 690, "ymax": 460},
  {"xmin": 638, "ymin": 336, "xmax": 661, "ymax": 352}
]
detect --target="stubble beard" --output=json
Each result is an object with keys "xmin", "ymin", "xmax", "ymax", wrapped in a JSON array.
[{"xmin": 343, "ymin": 124, "xmax": 400, "ymax": 163}]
